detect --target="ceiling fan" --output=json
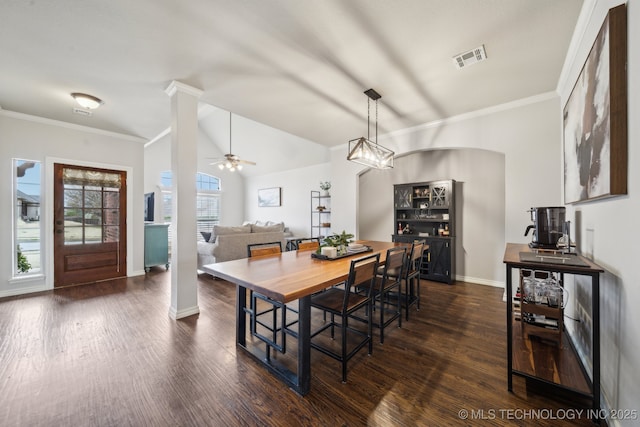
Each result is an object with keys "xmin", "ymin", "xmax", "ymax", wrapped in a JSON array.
[{"xmin": 209, "ymin": 112, "xmax": 256, "ymax": 171}]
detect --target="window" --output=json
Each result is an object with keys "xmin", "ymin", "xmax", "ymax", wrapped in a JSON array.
[
  {"xmin": 160, "ymin": 171, "xmax": 221, "ymax": 241},
  {"xmin": 14, "ymin": 159, "xmax": 42, "ymax": 277}
]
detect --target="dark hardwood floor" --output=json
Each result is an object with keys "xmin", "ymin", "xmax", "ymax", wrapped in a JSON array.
[{"xmin": 0, "ymin": 270, "xmax": 595, "ymax": 426}]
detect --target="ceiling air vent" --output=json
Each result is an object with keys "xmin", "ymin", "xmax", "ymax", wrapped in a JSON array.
[{"xmin": 453, "ymin": 45, "xmax": 487, "ymax": 69}]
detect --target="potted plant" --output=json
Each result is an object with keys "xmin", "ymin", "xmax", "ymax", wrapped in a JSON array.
[
  {"xmin": 320, "ymin": 181, "xmax": 331, "ymax": 196},
  {"xmin": 322, "ymin": 230, "xmax": 354, "ymax": 256}
]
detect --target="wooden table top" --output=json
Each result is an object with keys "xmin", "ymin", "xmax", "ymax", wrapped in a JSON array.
[
  {"xmin": 503, "ymin": 243, "xmax": 604, "ymax": 274},
  {"xmin": 202, "ymin": 240, "xmax": 404, "ymax": 303}
]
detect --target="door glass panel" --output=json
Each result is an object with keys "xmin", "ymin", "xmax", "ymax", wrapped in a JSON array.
[
  {"xmin": 64, "ymin": 189, "xmax": 83, "ymax": 208},
  {"xmin": 84, "ymin": 209, "xmax": 102, "ymax": 225},
  {"xmin": 84, "ymin": 227, "xmax": 102, "ymax": 243},
  {"xmin": 104, "ymin": 226, "xmax": 119, "ymax": 243},
  {"xmin": 84, "ymin": 190, "xmax": 102, "ymax": 208},
  {"xmin": 60, "ymin": 170, "xmax": 123, "ymax": 245},
  {"xmin": 104, "ymin": 190, "xmax": 119, "ymax": 208},
  {"xmin": 64, "ymin": 225, "xmax": 83, "ymax": 245},
  {"xmin": 64, "ymin": 208, "xmax": 81, "ymax": 222}
]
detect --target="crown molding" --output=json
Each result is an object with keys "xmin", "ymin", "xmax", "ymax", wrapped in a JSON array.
[
  {"xmin": 0, "ymin": 107, "xmax": 147, "ymax": 143},
  {"xmin": 381, "ymin": 91, "xmax": 558, "ymax": 141}
]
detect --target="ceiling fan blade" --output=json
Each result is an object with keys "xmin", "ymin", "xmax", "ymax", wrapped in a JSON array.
[
  {"xmin": 237, "ymin": 159, "xmax": 256, "ymax": 165},
  {"xmin": 208, "ymin": 159, "xmax": 225, "ymax": 165}
]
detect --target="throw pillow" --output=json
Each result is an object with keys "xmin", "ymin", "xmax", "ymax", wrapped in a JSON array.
[
  {"xmin": 265, "ymin": 221, "xmax": 285, "ymax": 230},
  {"xmin": 200, "ymin": 231, "xmax": 212, "ymax": 242},
  {"xmin": 251, "ymin": 224, "xmax": 283, "ymax": 233},
  {"xmin": 213, "ymin": 224, "xmax": 251, "ymax": 236}
]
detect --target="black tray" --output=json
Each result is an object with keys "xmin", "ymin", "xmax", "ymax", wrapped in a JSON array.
[
  {"xmin": 311, "ymin": 246, "xmax": 373, "ymax": 261},
  {"xmin": 519, "ymin": 251, "xmax": 589, "ymax": 267}
]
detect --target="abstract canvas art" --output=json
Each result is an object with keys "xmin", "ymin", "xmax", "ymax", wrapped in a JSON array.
[{"xmin": 563, "ymin": 4, "xmax": 627, "ymax": 204}]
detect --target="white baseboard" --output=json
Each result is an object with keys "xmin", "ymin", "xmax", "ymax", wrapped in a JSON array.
[
  {"xmin": 169, "ymin": 305, "xmax": 200, "ymax": 320},
  {"xmin": 0, "ymin": 284, "xmax": 49, "ymax": 298},
  {"xmin": 455, "ymin": 275, "xmax": 504, "ymax": 288}
]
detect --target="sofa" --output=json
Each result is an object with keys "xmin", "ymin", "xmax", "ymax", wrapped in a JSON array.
[{"xmin": 197, "ymin": 221, "xmax": 292, "ymax": 270}]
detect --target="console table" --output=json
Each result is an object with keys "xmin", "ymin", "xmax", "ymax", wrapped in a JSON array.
[
  {"xmin": 144, "ymin": 223, "xmax": 170, "ymax": 272},
  {"xmin": 503, "ymin": 243, "xmax": 604, "ymax": 423}
]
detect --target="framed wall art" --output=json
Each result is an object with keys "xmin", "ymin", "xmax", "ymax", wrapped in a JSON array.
[
  {"xmin": 258, "ymin": 187, "xmax": 281, "ymax": 207},
  {"xmin": 563, "ymin": 4, "xmax": 627, "ymax": 204}
]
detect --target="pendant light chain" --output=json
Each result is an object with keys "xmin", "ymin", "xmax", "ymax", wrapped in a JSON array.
[{"xmin": 367, "ymin": 97, "xmax": 371, "ymax": 140}]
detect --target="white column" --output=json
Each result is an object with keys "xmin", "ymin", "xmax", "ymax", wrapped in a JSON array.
[{"xmin": 165, "ymin": 81, "xmax": 202, "ymax": 319}]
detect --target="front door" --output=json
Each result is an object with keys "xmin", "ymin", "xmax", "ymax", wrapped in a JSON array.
[{"xmin": 54, "ymin": 163, "xmax": 127, "ymax": 287}]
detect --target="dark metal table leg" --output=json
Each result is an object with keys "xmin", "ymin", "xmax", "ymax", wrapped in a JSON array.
[
  {"xmin": 237, "ymin": 285, "xmax": 247, "ymax": 347},
  {"xmin": 296, "ymin": 295, "xmax": 311, "ymax": 395}
]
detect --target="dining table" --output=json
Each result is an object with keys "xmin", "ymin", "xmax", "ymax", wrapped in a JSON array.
[{"xmin": 201, "ymin": 240, "xmax": 405, "ymax": 395}]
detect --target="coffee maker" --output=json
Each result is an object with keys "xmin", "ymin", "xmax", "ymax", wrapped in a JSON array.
[{"xmin": 524, "ymin": 207, "xmax": 566, "ymax": 249}]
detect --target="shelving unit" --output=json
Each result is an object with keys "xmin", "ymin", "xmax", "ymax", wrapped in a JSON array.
[
  {"xmin": 392, "ymin": 180, "xmax": 456, "ymax": 284},
  {"xmin": 310, "ymin": 190, "xmax": 331, "ymax": 241},
  {"xmin": 504, "ymin": 243, "xmax": 604, "ymax": 424}
]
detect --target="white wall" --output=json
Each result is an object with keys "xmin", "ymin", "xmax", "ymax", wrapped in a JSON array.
[
  {"xmin": 245, "ymin": 163, "xmax": 331, "ymax": 238},
  {"xmin": 331, "ymin": 94, "xmax": 563, "ymax": 285},
  {"xmin": 0, "ymin": 111, "xmax": 145, "ymax": 297},
  {"xmin": 557, "ymin": 0, "xmax": 639, "ymax": 422},
  {"xmin": 358, "ymin": 148, "xmax": 505, "ymax": 286}
]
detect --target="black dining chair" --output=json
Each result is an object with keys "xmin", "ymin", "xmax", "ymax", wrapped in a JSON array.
[
  {"xmin": 246, "ymin": 242, "xmax": 287, "ymax": 358},
  {"xmin": 309, "ymin": 252, "xmax": 380, "ymax": 383},
  {"xmin": 402, "ymin": 241, "xmax": 425, "ymax": 320},
  {"xmin": 371, "ymin": 246, "xmax": 407, "ymax": 343}
]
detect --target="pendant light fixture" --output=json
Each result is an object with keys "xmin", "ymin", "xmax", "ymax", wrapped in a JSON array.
[{"xmin": 347, "ymin": 88, "xmax": 394, "ymax": 169}]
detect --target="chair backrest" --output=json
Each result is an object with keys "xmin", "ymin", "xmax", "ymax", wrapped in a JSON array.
[
  {"xmin": 296, "ymin": 238, "xmax": 320, "ymax": 251},
  {"xmin": 247, "ymin": 242, "xmax": 282, "ymax": 258},
  {"xmin": 406, "ymin": 241, "xmax": 425, "ymax": 276},
  {"xmin": 343, "ymin": 253, "xmax": 380, "ymax": 311},
  {"xmin": 382, "ymin": 246, "xmax": 406, "ymax": 280}
]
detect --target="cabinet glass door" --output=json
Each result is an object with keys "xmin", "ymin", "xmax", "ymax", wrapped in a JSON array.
[{"xmin": 394, "ymin": 186, "xmax": 412, "ymax": 208}]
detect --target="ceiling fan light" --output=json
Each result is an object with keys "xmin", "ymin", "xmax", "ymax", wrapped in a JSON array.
[
  {"xmin": 210, "ymin": 112, "xmax": 256, "ymax": 172},
  {"xmin": 71, "ymin": 92, "xmax": 103, "ymax": 109}
]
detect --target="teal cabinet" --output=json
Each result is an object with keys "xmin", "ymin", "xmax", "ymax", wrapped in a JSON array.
[{"xmin": 144, "ymin": 223, "xmax": 169, "ymax": 272}]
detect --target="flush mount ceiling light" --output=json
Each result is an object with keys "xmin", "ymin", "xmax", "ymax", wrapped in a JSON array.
[
  {"xmin": 347, "ymin": 88, "xmax": 394, "ymax": 169},
  {"xmin": 209, "ymin": 112, "xmax": 256, "ymax": 172},
  {"xmin": 70, "ymin": 92, "xmax": 104, "ymax": 109}
]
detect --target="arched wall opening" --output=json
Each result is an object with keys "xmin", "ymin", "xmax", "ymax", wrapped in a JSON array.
[{"xmin": 357, "ymin": 148, "xmax": 505, "ymax": 286}]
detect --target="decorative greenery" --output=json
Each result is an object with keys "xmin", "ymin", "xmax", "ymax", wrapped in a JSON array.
[
  {"xmin": 17, "ymin": 245, "xmax": 31, "ymax": 273},
  {"xmin": 322, "ymin": 230, "xmax": 354, "ymax": 248},
  {"xmin": 319, "ymin": 181, "xmax": 331, "ymax": 191}
]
